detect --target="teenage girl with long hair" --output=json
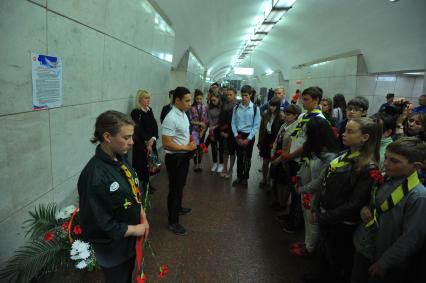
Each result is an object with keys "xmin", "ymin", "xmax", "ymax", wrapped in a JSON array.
[
  {"xmin": 314, "ymin": 117, "xmax": 382, "ymax": 283},
  {"xmin": 208, "ymin": 92, "xmax": 224, "ymax": 172},
  {"xmin": 257, "ymin": 96, "xmax": 285, "ymax": 186},
  {"xmin": 189, "ymin": 89, "xmax": 209, "ymax": 171}
]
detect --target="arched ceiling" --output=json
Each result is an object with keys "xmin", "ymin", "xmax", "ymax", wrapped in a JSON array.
[{"xmin": 153, "ymin": 0, "xmax": 426, "ymax": 80}]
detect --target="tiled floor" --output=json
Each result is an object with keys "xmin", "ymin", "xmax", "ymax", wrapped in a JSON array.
[{"xmin": 143, "ymin": 153, "xmax": 313, "ymax": 282}]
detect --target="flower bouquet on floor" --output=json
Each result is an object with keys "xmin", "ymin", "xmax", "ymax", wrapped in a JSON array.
[{"xmin": 0, "ymin": 204, "xmax": 98, "ymax": 283}]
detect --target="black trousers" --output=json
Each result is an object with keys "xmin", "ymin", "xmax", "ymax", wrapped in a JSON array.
[
  {"xmin": 165, "ymin": 153, "xmax": 190, "ymax": 224},
  {"xmin": 210, "ymin": 129, "xmax": 224, "ymax": 163},
  {"xmin": 102, "ymin": 256, "xmax": 135, "ymax": 283},
  {"xmin": 319, "ymin": 223, "xmax": 357, "ymax": 283},
  {"xmin": 235, "ymin": 132, "xmax": 255, "ymax": 179}
]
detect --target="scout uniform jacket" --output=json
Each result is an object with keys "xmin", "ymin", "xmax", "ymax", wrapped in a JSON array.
[{"xmin": 78, "ymin": 145, "xmax": 142, "ymax": 267}]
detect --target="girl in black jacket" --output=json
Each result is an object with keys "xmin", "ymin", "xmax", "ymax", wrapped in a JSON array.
[{"xmin": 315, "ymin": 117, "xmax": 382, "ymax": 283}]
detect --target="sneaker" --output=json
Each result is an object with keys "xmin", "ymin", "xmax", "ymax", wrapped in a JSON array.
[
  {"xmin": 168, "ymin": 223, "xmax": 187, "ymax": 236},
  {"xmin": 232, "ymin": 178, "xmax": 242, "ymax": 186},
  {"xmin": 211, "ymin": 163, "xmax": 218, "ymax": 172},
  {"xmin": 282, "ymin": 220, "xmax": 296, "ymax": 233},
  {"xmin": 217, "ymin": 164, "xmax": 224, "ymax": 173},
  {"xmin": 179, "ymin": 207, "xmax": 192, "ymax": 215},
  {"xmin": 241, "ymin": 179, "xmax": 248, "ymax": 187},
  {"xmin": 291, "ymin": 245, "xmax": 313, "ymax": 257}
]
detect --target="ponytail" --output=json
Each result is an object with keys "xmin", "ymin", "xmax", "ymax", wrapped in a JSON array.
[{"xmin": 351, "ymin": 117, "xmax": 382, "ymax": 171}]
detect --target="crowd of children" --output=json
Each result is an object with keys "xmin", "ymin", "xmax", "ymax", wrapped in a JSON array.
[{"xmin": 155, "ymin": 83, "xmax": 426, "ymax": 282}]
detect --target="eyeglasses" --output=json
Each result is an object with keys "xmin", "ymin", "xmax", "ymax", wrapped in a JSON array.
[{"xmin": 347, "ymin": 107, "xmax": 363, "ymax": 112}]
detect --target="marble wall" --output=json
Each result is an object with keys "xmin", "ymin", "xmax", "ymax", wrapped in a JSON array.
[
  {"xmin": 169, "ymin": 51, "xmax": 205, "ymax": 93},
  {"xmin": 0, "ymin": 0, "xmax": 175, "ymax": 265},
  {"xmin": 287, "ymin": 56, "xmax": 358, "ymax": 104},
  {"xmin": 185, "ymin": 52, "xmax": 205, "ymax": 92},
  {"xmin": 285, "ymin": 56, "xmax": 424, "ymax": 114},
  {"xmin": 356, "ymin": 74, "xmax": 424, "ymax": 115}
]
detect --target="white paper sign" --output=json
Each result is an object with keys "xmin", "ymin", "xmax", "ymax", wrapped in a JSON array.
[{"xmin": 31, "ymin": 53, "xmax": 63, "ymax": 110}]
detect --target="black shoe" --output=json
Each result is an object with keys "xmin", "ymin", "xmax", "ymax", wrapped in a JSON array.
[
  {"xmin": 282, "ymin": 220, "xmax": 296, "ymax": 234},
  {"xmin": 232, "ymin": 178, "xmax": 242, "ymax": 186},
  {"xmin": 179, "ymin": 207, "xmax": 192, "ymax": 215},
  {"xmin": 168, "ymin": 223, "xmax": 187, "ymax": 236},
  {"xmin": 241, "ymin": 179, "xmax": 248, "ymax": 187}
]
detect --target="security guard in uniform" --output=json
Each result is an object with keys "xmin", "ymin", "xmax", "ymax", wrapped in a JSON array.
[{"xmin": 78, "ymin": 110, "xmax": 149, "ymax": 283}]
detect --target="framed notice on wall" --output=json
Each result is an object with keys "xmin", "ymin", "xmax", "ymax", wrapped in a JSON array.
[{"xmin": 31, "ymin": 52, "xmax": 63, "ymax": 110}]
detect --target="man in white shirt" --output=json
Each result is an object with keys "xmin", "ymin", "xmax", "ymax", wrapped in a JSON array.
[{"xmin": 162, "ymin": 87, "xmax": 196, "ymax": 236}]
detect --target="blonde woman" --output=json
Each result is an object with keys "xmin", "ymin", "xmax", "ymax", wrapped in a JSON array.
[{"xmin": 131, "ymin": 90, "xmax": 159, "ymax": 193}]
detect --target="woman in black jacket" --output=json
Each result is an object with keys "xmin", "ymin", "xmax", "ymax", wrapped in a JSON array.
[{"xmin": 131, "ymin": 90, "xmax": 159, "ymax": 193}]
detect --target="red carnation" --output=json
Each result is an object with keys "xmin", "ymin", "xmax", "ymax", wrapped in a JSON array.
[
  {"xmin": 44, "ymin": 231, "xmax": 54, "ymax": 241},
  {"xmin": 61, "ymin": 220, "xmax": 69, "ymax": 231},
  {"xmin": 73, "ymin": 225, "xmax": 82, "ymax": 235},
  {"xmin": 302, "ymin": 193, "xmax": 312, "ymax": 209},
  {"xmin": 200, "ymin": 143, "xmax": 209, "ymax": 153},
  {"xmin": 136, "ymin": 273, "xmax": 146, "ymax": 283},
  {"xmin": 370, "ymin": 170, "xmax": 384, "ymax": 185},
  {"xmin": 158, "ymin": 265, "xmax": 168, "ymax": 279}
]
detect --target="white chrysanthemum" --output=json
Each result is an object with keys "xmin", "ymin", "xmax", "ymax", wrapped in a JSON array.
[
  {"xmin": 70, "ymin": 240, "xmax": 91, "ymax": 260},
  {"xmin": 78, "ymin": 250, "xmax": 91, "ymax": 260},
  {"xmin": 73, "ymin": 240, "xmax": 90, "ymax": 252},
  {"xmin": 55, "ymin": 205, "xmax": 77, "ymax": 220},
  {"xmin": 76, "ymin": 260, "xmax": 88, "ymax": 269}
]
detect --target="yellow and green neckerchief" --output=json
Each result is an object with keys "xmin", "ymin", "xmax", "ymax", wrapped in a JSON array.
[
  {"xmin": 120, "ymin": 163, "xmax": 142, "ymax": 208},
  {"xmin": 327, "ymin": 150, "xmax": 360, "ymax": 177},
  {"xmin": 365, "ymin": 171, "xmax": 420, "ymax": 228},
  {"xmin": 290, "ymin": 107, "xmax": 322, "ymax": 138}
]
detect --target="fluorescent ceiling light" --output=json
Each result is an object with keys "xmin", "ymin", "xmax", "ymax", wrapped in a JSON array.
[
  {"xmin": 273, "ymin": 0, "xmax": 297, "ymax": 8},
  {"xmin": 376, "ymin": 76, "xmax": 396, "ymax": 82},
  {"xmin": 265, "ymin": 69, "xmax": 274, "ymax": 76},
  {"xmin": 256, "ymin": 21, "xmax": 275, "ymax": 33},
  {"xmin": 265, "ymin": 9, "xmax": 287, "ymax": 22},
  {"xmin": 251, "ymin": 31, "xmax": 267, "ymax": 41},
  {"xmin": 403, "ymin": 72, "xmax": 424, "ymax": 76},
  {"xmin": 234, "ymin": 67, "xmax": 254, "ymax": 76}
]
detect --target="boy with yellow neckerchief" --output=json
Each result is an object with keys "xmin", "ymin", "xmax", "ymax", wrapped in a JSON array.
[{"xmin": 352, "ymin": 137, "xmax": 426, "ymax": 283}]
